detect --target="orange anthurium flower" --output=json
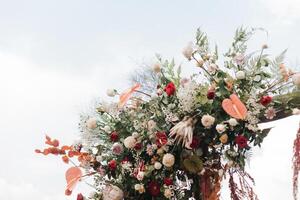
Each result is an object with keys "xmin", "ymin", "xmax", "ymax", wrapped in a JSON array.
[
  {"xmin": 118, "ymin": 83, "xmax": 141, "ymax": 108},
  {"xmin": 222, "ymin": 94, "xmax": 247, "ymax": 120},
  {"xmin": 65, "ymin": 167, "xmax": 82, "ymax": 196}
]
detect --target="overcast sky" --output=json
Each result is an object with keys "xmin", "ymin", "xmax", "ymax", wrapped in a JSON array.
[{"xmin": 0, "ymin": 0, "xmax": 300, "ymax": 199}]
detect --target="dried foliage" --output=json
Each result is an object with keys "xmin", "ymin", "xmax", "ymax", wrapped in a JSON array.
[{"xmin": 293, "ymin": 123, "xmax": 300, "ymax": 200}]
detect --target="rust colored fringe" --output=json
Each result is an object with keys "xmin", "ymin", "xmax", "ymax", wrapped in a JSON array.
[{"xmin": 293, "ymin": 122, "xmax": 300, "ymax": 200}]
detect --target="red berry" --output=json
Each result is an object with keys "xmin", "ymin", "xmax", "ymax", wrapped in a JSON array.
[
  {"xmin": 108, "ymin": 160, "xmax": 117, "ymax": 171},
  {"xmin": 207, "ymin": 89, "xmax": 215, "ymax": 99}
]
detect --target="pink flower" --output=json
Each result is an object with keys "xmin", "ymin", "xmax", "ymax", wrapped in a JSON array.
[
  {"xmin": 112, "ymin": 143, "xmax": 124, "ymax": 155},
  {"xmin": 264, "ymin": 107, "xmax": 276, "ymax": 119}
]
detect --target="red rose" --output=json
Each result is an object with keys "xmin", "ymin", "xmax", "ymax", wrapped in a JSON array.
[
  {"xmin": 164, "ymin": 177, "xmax": 173, "ymax": 186},
  {"xmin": 207, "ymin": 89, "xmax": 215, "ymax": 99},
  {"xmin": 108, "ymin": 160, "xmax": 117, "ymax": 171},
  {"xmin": 156, "ymin": 132, "xmax": 168, "ymax": 147},
  {"xmin": 260, "ymin": 96, "xmax": 272, "ymax": 106},
  {"xmin": 235, "ymin": 135, "xmax": 248, "ymax": 148},
  {"xmin": 77, "ymin": 193, "xmax": 84, "ymax": 200},
  {"xmin": 148, "ymin": 181, "xmax": 161, "ymax": 196},
  {"xmin": 190, "ymin": 137, "xmax": 200, "ymax": 149},
  {"xmin": 134, "ymin": 142, "xmax": 142, "ymax": 151},
  {"xmin": 164, "ymin": 82, "xmax": 176, "ymax": 96},
  {"xmin": 110, "ymin": 131, "xmax": 119, "ymax": 142}
]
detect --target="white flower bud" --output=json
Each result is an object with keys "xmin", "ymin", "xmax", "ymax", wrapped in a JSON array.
[
  {"xmin": 236, "ymin": 71, "xmax": 246, "ymax": 80},
  {"xmin": 106, "ymin": 89, "xmax": 117, "ymax": 97}
]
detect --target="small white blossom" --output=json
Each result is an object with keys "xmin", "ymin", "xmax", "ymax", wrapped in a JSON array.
[
  {"xmin": 228, "ymin": 118, "xmax": 238, "ymax": 126},
  {"xmin": 106, "ymin": 89, "xmax": 117, "ymax": 97},
  {"xmin": 216, "ymin": 124, "xmax": 226, "ymax": 133},
  {"xmin": 236, "ymin": 71, "xmax": 246, "ymax": 80},
  {"xmin": 154, "ymin": 162, "xmax": 162, "ymax": 170},
  {"xmin": 103, "ymin": 125, "xmax": 111, "ymax": 133}
]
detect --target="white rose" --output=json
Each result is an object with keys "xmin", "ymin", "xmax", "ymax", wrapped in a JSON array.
[
  {"xmin": 152, "ymin": 63, "xmax": 161, "ymax": 73},
  {"xmin": 292, "ymin": 73, "xmax": 300, "ymax": 86},
  {"xmin": 182, "ymin": 42, "xmax": 194, "ymax": 60},
  {"xmin": 164, "ymin": 189, "xmax": 173, "ymax": 198},
  {"xmin": 134, "ymin": 184, "xmax": 145, "ymax": 194},
  {"xmin": 106, "ymin": 89, "xmax": 117, "ymax": 97},
  {"xmin": 162, "ymin": 153, "xmax": 175, "ymax": 167},
  {"xmin": 236, "ymin": 71, "xmax": 246, "ymax": 80},
  {"xmin": 228, "ymin": 118, "xmax": 238, "ymax": 126},
  {"xmin": 103, "ymin": 185, "xmax": 124, "ymax": 200},
  {"xmin": 216, "ymin": 124, "xmax": 226, "ymax": 133},
  {"xmin": 123, "ymin": 136, "xmax": 136, "ymax": 149},
  {"xmin": 154, "ymin": 162, "xmax": 162, "ymax": 170},
  {"xmin": 86, "ymin": 118, "xmax": 97, "ymax": 129},
  {"xmin": 201, "ymin": 114, "xmax": 215, "ymax": 128},
  {"xmin": 136, "ymin": 171, "xmax": 145, "ymax": 181},
  {"xmin": 103, "ymin": 125, "xmax": 111, "ymax": 133}
]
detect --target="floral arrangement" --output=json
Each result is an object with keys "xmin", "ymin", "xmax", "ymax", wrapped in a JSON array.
[{"xmin": 36, "ymin": 27, "xmax": 300, "ymax": 200}]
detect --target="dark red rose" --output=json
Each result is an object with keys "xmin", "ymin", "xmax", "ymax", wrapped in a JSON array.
[
  {"xmin": 190, "ymin": 137, "xmax": 200, "ymax": 149},
  {"xmin": 207, "ymin": 89, "xmax": 215, "ymax": 99},
  {"xmin": 121, "ymin": 156, "xmax": 129, "ymax": 164},
  {"xmin": 164, "ymin": 82, "xmax": 176, "ymax": 96},
  {"xmin": 260, "ymin": 96, "xmax": 272, "ymax": 106},
  {"xmin": 235, "ymin": 135, "xmax": 248, "ymax": 148},
  {"xmin": 134, "ymin": 142, "xmax": 142, "ymax": 151},
  {"xmin": 108, "ymin": 160, "xmax": 117, "ymax": 171},
  {"xmin": 110, "ymin": 131, "xmax": 119, "ymax": 142},
  {"xmin": 148, "ymin": 181, "xmax": 161, "ymax": 196},
  {"xmin": 77, "ymin": 193, "xmax": 84, "ymax": 200},
  {"xmin": 156, "ymin": 132, "xmax": 168, "ymax": 147},
  {"xmin": 164, "ymin": 177, "xmax": 173, "ymax": 186}
]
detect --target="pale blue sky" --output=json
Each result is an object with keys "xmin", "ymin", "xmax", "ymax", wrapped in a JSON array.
[{"xmin": 0, "ymin": 0, "xmax": 300, "ymax": 199}]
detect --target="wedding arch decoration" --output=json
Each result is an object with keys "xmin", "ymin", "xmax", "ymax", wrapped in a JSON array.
[{"xmin": 36, "ymin": 27, "xmax": 300, "ymax": 200}]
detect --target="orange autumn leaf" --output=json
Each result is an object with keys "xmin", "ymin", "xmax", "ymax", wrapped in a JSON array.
[
  {"xmin": 222, "ymin": 94, "xmax": 247, "ymax": 120},
  {"xmin": 118, "ymin": 83, "xmax": 141, "ymax": 108},
  {"xmin": 65, "ymin": 167, "xmax": 82, "ymax": 196}
]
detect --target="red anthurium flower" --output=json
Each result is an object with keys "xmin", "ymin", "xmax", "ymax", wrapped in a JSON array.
[
  {"xmin": 260, "ymin": 96, "xmax": 272, "ymax": 106},
  {"xmin": 235, "ymin": 135, "xmax": 248, "ymax": 148},
  {"xmin": 108, "ymin": 160, "xmax": 117, "ymax": 171},
  {"xmin": 148, "ymin": 181, "xmax": 161, "ymax": 196},
  {"xmin": 156, "ymin": 132, "xmax": 168, "ymax": 147},
  {"xmin": 164, "ymin": 177, "xmax": 173, "ymax": 186},
  {"xmin": 110, "ymin": 131, "xmax": 119, "ymax": 142},
  {"xmin": 77, "ymin": 193, "xmax": 84, "ymax": 200},
  {"xmin": 164, "ymin": 82, "xmax": 176, "ymax": 96}
]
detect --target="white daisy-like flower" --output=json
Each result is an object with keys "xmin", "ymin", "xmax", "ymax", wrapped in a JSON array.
[{"xmin": 264, "ymin": 107, "xmax": 276, "ymax": 119}]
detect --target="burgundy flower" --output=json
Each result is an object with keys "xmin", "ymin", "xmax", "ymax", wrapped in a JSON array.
[
  {"xmin": 207, "ymin": 89, "xmax": 215, "ymax": 99},
  {"xmin": 110, "ymin": 131, "xmax": 119, "ymax": 142},
  {"xmin": 148, "ymin": 181, "xmax": 161, "ymax": 196},
  {"xmin": 156, "ymin": 132, "xmax": 168, "ymax": 147},
  {"xmin": 134, "ymin": 142, "xmax": 142, "ymax": 151},
  {"xmin": 164, "ymin": 82, "xmax": 176, "ymax": 96},
  {"xmin": 260, "ymin": 96, "xmax": 272, "ymax": 106},
  {"xmin": 77, "ymin": 193, "xmax": 84, "ymax": 200},
  {"xmin": 235, "ymin": 135, "xmax": 248, "ymax": 148},
  {"xmin": 190, "ymin": 137, "xmax": 200, "ymax": 149},
  {"xmin": 164, "ymin": 177, "xmax": 173, "ymax": 186},
  {"xmin": 108, "ymin": 160, "xmax": 117, "ymax": 171}
]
